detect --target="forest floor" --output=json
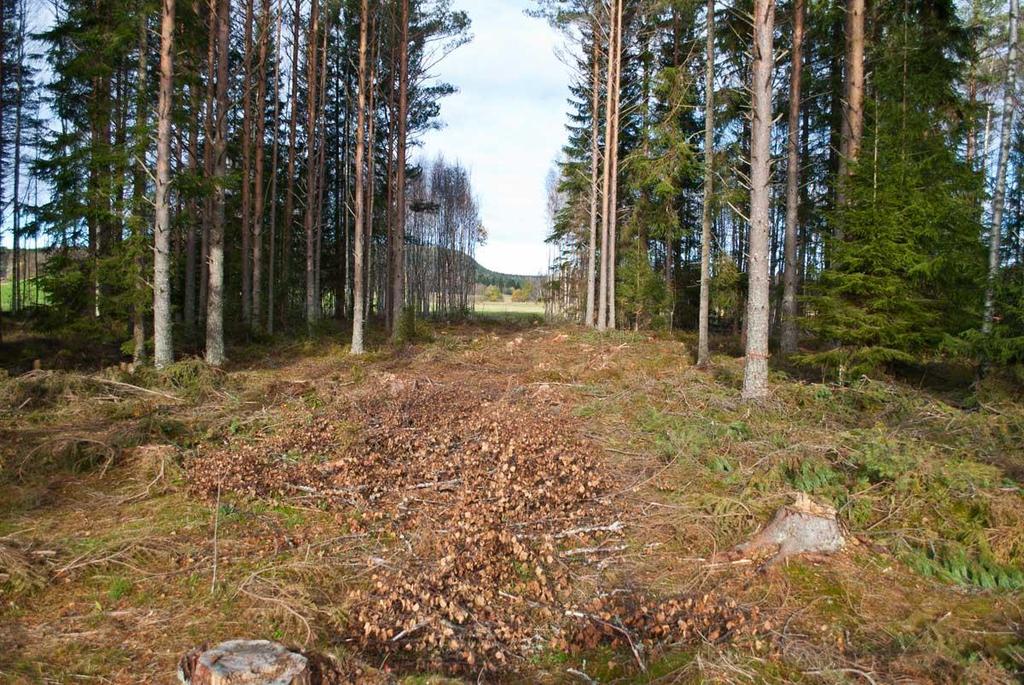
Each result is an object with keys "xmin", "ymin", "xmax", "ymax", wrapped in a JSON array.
[{"xmin": 1, "ymin": 320, "xmax": 1023, "ymax": 684}]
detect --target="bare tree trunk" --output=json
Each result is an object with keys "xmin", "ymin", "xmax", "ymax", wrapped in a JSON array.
[
  {"xmin": 206, "ymin": 0, "xmax": 230, "ymax": 367},
  {"xmin": 983, "ymin": 0, "xmax": 1018, "ymax": 334},
  {"xmin": 304, "ymin": 0, "xmax": 321, "ymax": 330},
  {"xmin": 698, "ymin": 0, "xmax": 715, "ymax": 366},
  {"xmin": 251, "ymin": 0, "xmax": 271, "ymax": 333},
  {"xmin": 351, "ymin": 0, "xmax": 370, "ymax": 355},
  {"xmin": 281, "ymin": 0, "xmax": 302, "ymax": 329},
  {"xmin": 390, "ymin": 0, "xmax": 410, "ymax": 341},
  {"xmin": 597, "ymin": 0, "xmax": 616, "ymax": 331},
  {"xmin": 132, "ymin": 12, "xmax": 149, "ymax": 365},
  {"xmin": 836, "ymin": 0, "xmax": 864, "ymax": 204},
  {"xmin": 606, "ymin": 0, "xmax": 622, "ymax": 331},
  {"xmin": 742, "ymin": 0, "xmax": 775, "ymax": 400},
  {"xmin": 780, "ymin": 0, "xmax": 804, "ymax": 357},
  {"xmin": 154, "ymin": 0, "xmax": 177, "ymax": 368},
  {"xmin": 267, "ymin": 0, "xmax": 284, "ymax": 335},
  {"xmin": 184, "ymin": 86, "xmax": 200, "ymax": 330},
  {"xmin": 240, "ymin": 0, "xmax": 255, "ymax": 329},
  {"xmin": 585, "ymin": 14, "xmax": 600, "ymax": 328}
]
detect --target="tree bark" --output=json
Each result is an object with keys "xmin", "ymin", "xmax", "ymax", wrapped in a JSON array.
[
  {"xmin": 780, "ymin": 0, "xmax": 804, "ymax": 357},
  {"xmin": 597, "ymin": 0, "xmax": 616, "ymax": 331},
  {"xmin": 240, "ymin": 0, "xmax": 255, "ymax": 329},
  {"xmin": 351, "ymin": 0, "xmax": 370, "ymax": 355},
  {"xmin": 585, "ymin": 14, "xmax": 600, "ymax": 328},
  {"xmin": 836, "ymin": 0, "xmax": 864, "ymax": 203},
  {"xmin": 154, "ymin": 0, "xmax": 177, "ymax": 368},
  {"xmin": 281, "ymin": 0, "xmax": 302, "ymax": 329},
  {"xmin": 983, "ymin": 0, "xmax": 1018, "ymax": 334},
  {"xmin": 390, "ymin": 0, "xmax": 410, "ymax": 341},
  {"xmin": 698, "ymin": 0, "xmax": 715, "ymax": 366},
  {"xmin": 606, "ymin": 0, "xmax": 622, "ymax": 331},
  {"xmin": 206, "ymin": 0, "xmax": 230, "ymax": 367},
  {"xmin": 267, "ymin": 0, "xmax": 284, "ymax": 335},
  {"xmin": 304, "ymin": 0, "xmax": 321, "ymax": 330},
  {"xmin": 742, "ymin": 0, "xmax": 776, "ymax": 400},
  {"xmin": 251, "ymin": 0, "xmax": 271, "ymax": 333}
]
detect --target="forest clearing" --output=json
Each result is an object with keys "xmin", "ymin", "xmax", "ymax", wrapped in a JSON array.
[
  {"xmin": 0, "ymin": 0, "xmax": 1023, "ymax": 680},
  {"xmin": 1, "ymin": 320, "xmax": 1022, "ymax": 683}
]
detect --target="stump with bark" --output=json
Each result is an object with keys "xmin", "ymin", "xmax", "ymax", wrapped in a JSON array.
[{"xmin": 178, "ymin": 640, "xmax": 311, "ymax": 685}]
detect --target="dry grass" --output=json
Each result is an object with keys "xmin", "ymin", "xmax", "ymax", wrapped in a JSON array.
[{"xmin": 0, "ymin": 323, "xmax": 1022, "ymax": 683}]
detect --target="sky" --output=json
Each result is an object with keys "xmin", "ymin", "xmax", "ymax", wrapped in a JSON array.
[{"xmin": 416, "ymin": 0, "xmax": 572, "ymax": 276}]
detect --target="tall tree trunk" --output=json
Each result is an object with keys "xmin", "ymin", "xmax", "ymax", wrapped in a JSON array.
[
  {"xmin": 154, "ymin": 0, "xmax": 177, "ymax": 368},
  {"xmin": 597, "ymin": 0, "xmax": 616, "ymax": 331},
  {"xmin": 184, "ymin": 86, "xmax": 200, "ymax": 330},
  {"xmin": 267, "ymin": 0, "xmax": 284, "ymax": 335},
  {"xmin": 132, "ymin": 11, "xmax": 149, "ymax": 365},
  {"xmin": 240, "ymin": 0, "xmax": 255, "ymax": 329},
  {"xmin": 698, "ymin": 0, "xmax": 715, "ymax": 366},
  {"xmin": 304, "ymin": 0, "xmax": 321, "ymax": 329},
  {"xmin": 741, "ymin": 0, "xmax": 776, "ymax": 400},
  {"xmin": 390, "ymin": 0, "xmax": 410, "ymax": 341},
  {"xmin": 206, "ymin": 0, "xmax": 230, "ymax": 366},
  {"xmin": 837, "ymin": 0, "xmax": 864, "ymax": 203},
  {"xmin": 585, "ymin": 15, "xmax": 600, "ymax": 328},
  {"xmin": 606, "ymin": 0, "xmax": 622, "ymax": 331},
  {"xmin": 780, "ymin": 0, "xmax": 804, "ymax": 357},
  {"xmin": 252, "ymin": 0, "xmax": 271, "ymax": 332},
  {"xmin": 983, "ymin": 0, "xmax": 1019, "ymax": 333},
  {"xmin": 351, "ymin": 0, "xmax": 370, "ymax": 354},
  {"xmin": 281, "ymin": 0, "xmax": 301, "ymax": 329}
]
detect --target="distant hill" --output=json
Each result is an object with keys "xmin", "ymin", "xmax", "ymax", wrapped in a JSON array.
[{"xmin": 475, "ymin": 262, "xmax": 543, "ymax": 291}]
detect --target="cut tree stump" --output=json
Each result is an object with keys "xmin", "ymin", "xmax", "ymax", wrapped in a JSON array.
[
  {"xmin": 178, "ymin": 640, "xmax": 311, "ymax": 685},
  {"xmin": 733, "ymin": 493, "xmax": 845, "ymax": 563}
]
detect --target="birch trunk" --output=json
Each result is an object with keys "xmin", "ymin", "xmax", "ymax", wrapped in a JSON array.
[{"xmin": 983, "ymin": 0, "xmax": 1018, "ymax": 334}]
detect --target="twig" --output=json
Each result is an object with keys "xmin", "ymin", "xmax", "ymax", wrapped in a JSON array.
[
  {"xmin": 211, "ymin": 482, "xmax": 221, "ymax": 594},
  {"xmin": 566, "ymin": 610, "xmax": 646, "ymax": 672},
  {"xmin": 555, "ymin": 521, "xmax": 626, "ymax": 538}
]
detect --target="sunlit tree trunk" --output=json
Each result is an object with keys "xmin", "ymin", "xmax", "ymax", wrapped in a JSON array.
[
  {"xmin": 742, "ymin": 0, "xmax": 775, "ymax": 400},
  {"xmin": 983, "ymin": 0, "xmax": 1018, "ymax": 334},
  {"xmin": 698, "ymin": 0, "xmax": 715, "ymax": 366},
  {"xmin": 267, "ymin": 0, "xmax": 283, "ymax": 335},
  {"xmin": 606, "ymin": 0, "xmax": 622, "ymax": 330},
  {"xmin": 390, "ymin": 0, "xmax": 410, "ymax": 341},
  {"xmin": 597, "ymin": 0, "xmax": 616, "ymax": 331},
  {"xmin": 206, "ymin": 0, "xmax": 230, "ymax": 366},
  {"xmin": 153, "ymin": 0, "xmax": 176, "ymax": 368},
  {"xmin": 351, "ymin": 0, "xmax": 370, "ymax": 355},
  {"xmin": 281, "ymin": 0, "xmax": 301, "ymax": 329},
  {"xmin": 304, "ymin": 0, "xmax": 321, "ymax": 330},
  {"xmin": 585, "ymin": 14, "xmax": 600, "ymax": 328},
  {"xmin": 780, "ymin": 0, "xmax": 804, "ymax": 357}
]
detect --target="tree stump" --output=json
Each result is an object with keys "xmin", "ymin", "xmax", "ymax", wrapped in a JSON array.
[
  {"xmin": 734, "ymin": 493, "xmax": 845, "ymax": 563},
  {"xmin": 178, "ymin": 640, "xmax": 311, "ymax": 685}
]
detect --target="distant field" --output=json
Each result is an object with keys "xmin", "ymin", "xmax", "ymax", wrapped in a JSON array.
[
  {"xmin": 474, "ymin": 298, "xmax": 545, "ymax": 316},
  {"xmin": 0, "ymin": 280, "xmax": 48, "ymax": 312}
]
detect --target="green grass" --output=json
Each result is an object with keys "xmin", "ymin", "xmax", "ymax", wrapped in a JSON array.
[
  {"xmin": 1, "ymin": 279, "xmax": 48, "ymax": 311},
  {"xmin": 473, "ymin": 298, "xmax": 545, "ymax": 316}
]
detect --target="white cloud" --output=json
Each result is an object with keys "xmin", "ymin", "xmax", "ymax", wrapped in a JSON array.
[{"xmin": 417, "ymin": 0, "xmax": 571, "ymax": 276}]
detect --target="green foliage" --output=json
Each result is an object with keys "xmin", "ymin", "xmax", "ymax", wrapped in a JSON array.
[
  {"xmin": 483, "ymin": 285, "xmax": 502, "ymax": 302},
  {"xmin": 800, "ymin": 0, "xmax": 986, "ymax": 377}
]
